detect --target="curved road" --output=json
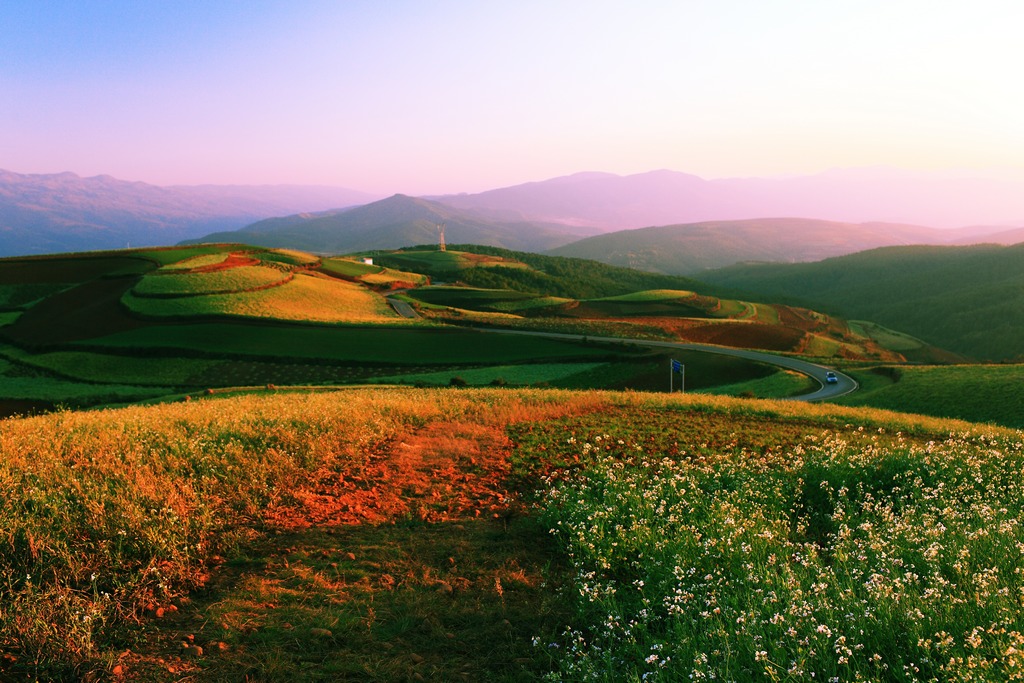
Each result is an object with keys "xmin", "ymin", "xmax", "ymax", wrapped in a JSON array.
[{"xmin": 474, "ymin": 328, "xmax": 858, "ymax": 402}]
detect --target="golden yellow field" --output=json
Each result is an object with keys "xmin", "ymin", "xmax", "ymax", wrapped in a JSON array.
[{"xmin": 124, "ymin": 272, "xmax": 410, "ymax": 323}]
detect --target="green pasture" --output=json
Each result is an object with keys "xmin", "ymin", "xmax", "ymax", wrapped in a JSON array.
[
  {"xmin": 132, "ymin": 244, "xmax": 236, "ymax": 266},
  {"xmin": 849, "ymin": 319, "xmax": 927, "ymax": 352},
  {"xmin": 160, "ymin": 252, "xmax": 232, "ymax": 271},
  {"xmin": 715, "ymin": 298, "xmax": 748, "ymax": 317},
  {"xmin": 593, "ymin": 289, "xmax": 695, "ymax": 302},
  {"xmin": 124, "ymin": 273, "xmax": 400, "ymax": 323},
  {"xmin": 487, "ymin": 296, "xmax": 573, "ymax": 312},
  {"xmin": 405, "ymin": 286, "xmax": 536, "ymax": 308},
  {"xmin": 703, "ymin": 368, "xmax": 818, "ymax": 398},
  {"xmin": 370, "ymin": 362, "xmax": 608, "ymax": 387},
  {"xmin": 322, "ymin": 258, "xmax": 429, "ymax": 287},
  {"xmin": 801, "ymin": 334, "xmax": 844, "ymax": 357},
  {"xmin": 79, "ymin": 324, "xmax": 612, "ymax": 365},
  {"xmin": 0, "ymin": 254, "xmax": 153, "ymax": 284},
  {"xmin": 131, "ymin": 265, "xmax": 288, "ymax": 297},
  {"xmin": 370, "ymin": 249, "xmax": 471, "ymax": 274},
  {"xmin": 258, "ymin": 248, "xmax": 320, "ymax": 266},
  {"xmin": 0, "ymin": 357, "xmax": 173, "ymax": 405},
  {"xmin": 0, "ymin": 283, "xmax": 70, "ymax": 308},
  {"xmin": 838, "ymin": 363, "xmax": 1024, "ymax": 429},
  {"xmin": 0, "ymin": 311, "xmax": 22, "ymax": 327},
  {"xmin": 320, "ymin": 257, "xmax": 383, "ymax": 277},
  {"xmin": 750, "ymin": 302, "xmax": 780, "ymax": 324},
  {"xmin": 2, "ymin": 347, "xmax": 218, "ymax": 386}
]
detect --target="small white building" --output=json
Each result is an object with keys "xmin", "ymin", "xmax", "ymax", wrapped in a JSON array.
[{"xmin": 362, "ymin": 257, "xmax": 374, "ymax": 266}]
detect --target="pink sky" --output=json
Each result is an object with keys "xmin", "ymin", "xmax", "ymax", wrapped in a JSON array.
[{"xmin": 2, "ymin": 1, "xmax": 1023, "ymax": 195}]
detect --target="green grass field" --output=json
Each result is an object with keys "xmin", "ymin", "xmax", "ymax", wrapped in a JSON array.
[
  {"xmin": 257, "ymin": 248, "xmax": 320, "ymax": 266},
  {"xmin": 319, "ymin": 257, "xmax": 382, "ymax": 278},
  {"xmin": 704, "ymin": 368, "xmax": 818, "ymax": 398},
  {"xmin": 838, "ymin": 363, "xmax": 1024, "ymax": 428},
  {"xmin": 78, "ymin": 324, "xmax": 612, "ymax": 365},
  {"xmin": 125, "ymin": 273, "xmax": 403, "ymax": 324},
  {"xmin": 849, "ymin": 320, "xmax": 926, "ymax": 352},
  {"xmin": 160, "ymin": 252, "xmax": 232, "ymax": 271},
  {"xmin": 370, "ymin": 249, "xmax": 476, "ymax": 274},
  {"xmin": 370, "ymin": 362, "xmax": 609, "ymax": 387},
  {"xmin": 0, "ymin": 356, "xmax": 175, "ymax": 405},
  {"xmin": 132, "ymin": 244, "xmax": 236, "ymax": 266},
  {"xmin": 592, "ymin": 288, "xmax": 695, "ymax": 302},
  {"xmin": 406, "ymin": 285, "xmax": 538, "ymax": 308},
  {"xmin": 0, "ymin": 283, "xmax": 71, "ymax": 308},
  {"xmin": 131, "ymin": 264, "xmax": 289, "ymax": 297}
]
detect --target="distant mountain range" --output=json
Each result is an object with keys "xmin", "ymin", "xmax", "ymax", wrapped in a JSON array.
[
  {"xmin": 188, "ymin": 169, "xmax": 1024, "ymax": 267},
  {"xmin": 435, "ymin": 168, "xmax": 1024, "ymax": 231},
  {"xmin": 0, "ymin": 169, "xmax": 379, "ymax": 257},
  {"xmin": 5, "ymin": 166, "xmax": 1024, "ymax": 262},
  {"xmin": 547, "ymin": 218, "xmax": 953, "ymax": 274},
  {"xmin": 181, "ymin": 194, "xmax": 589, "ymax": 254}
]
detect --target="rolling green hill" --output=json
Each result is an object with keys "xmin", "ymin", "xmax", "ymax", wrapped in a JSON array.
[
  {"xmin": 701, "ymin": 243, "xmax": 1024, "ymax": 360},
  {"xmin": 183, "ymin": 194, "xmax": 586, "ymax": 254},
  {"xmin": 374, "ymin": 244, "xmax": 718, "ymax": 299},
  {"xmin": 0, "ymin": 243, "xmax": 837, "ymax": 414}
]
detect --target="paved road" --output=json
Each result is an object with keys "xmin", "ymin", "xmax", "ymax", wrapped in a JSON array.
[{"xmin": 474, "ymin": 328, "xmax": 858, "ymax": 402}]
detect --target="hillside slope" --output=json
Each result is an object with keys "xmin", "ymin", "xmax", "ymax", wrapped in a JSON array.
[
  {"xmin": 701, "ymin": 243, "xmax": 1024, "ymax": 360},
  {"xmin": 185, "ymin": 195, "xmax": 588, "ymax": 254},
  {"xmin": 547, "ymin": 217, "xmax": 944, "ymax": 274}
]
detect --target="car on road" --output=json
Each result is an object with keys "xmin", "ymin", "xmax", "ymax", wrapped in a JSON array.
[{"xmin": 825, "ymin": 371, "xmax": 838, "ymax": 384}]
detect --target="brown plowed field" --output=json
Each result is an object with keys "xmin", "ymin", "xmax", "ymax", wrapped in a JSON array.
[{"xmin": 679, "ymin": 322, "xmax": 805, "ymax": 351}]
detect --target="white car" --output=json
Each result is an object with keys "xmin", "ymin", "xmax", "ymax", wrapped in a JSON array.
[{"xmin": 825, "ymin": 371, "xmax": 838, "ymax": 384}]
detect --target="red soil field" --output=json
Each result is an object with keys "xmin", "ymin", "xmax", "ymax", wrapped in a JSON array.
[{"xmin": 264, "ymin": 420, "xmax": 516, "ymax": 529}]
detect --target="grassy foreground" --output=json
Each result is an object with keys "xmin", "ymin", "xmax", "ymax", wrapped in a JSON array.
[{"xmin": 1, "ymin": 388, "xmax": 1023, "ymax": 681}]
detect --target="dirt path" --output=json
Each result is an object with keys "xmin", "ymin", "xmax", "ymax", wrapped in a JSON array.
[
  {"xmin": 119, "ymin": 418, "xmax": 563, "ymax": 682},
  {"xmin": 264, "ymin": 419, "xmax": 516, "ymax": 529}
]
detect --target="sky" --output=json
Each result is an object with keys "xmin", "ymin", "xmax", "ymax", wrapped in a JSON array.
[{"xmin": 2, "ymin": 0, "xmax": 1023, "ymax": 195}]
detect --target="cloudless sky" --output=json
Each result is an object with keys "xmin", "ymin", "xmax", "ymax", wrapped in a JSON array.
[{"xmin": 2, "ymin": 0, "xmax": 1022, "ymax": 194}]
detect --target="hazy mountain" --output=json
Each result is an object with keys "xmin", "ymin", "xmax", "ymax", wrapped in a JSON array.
[
  {"xmin": 184, "ymin": 194, "xmax": 589, "ymax": 253},
  {"xmin": 0, "ymin": 169, "xmax": 379, "ymax": 257},
  {"xmin": 949, "ymin": 225, "xmax": 1024, "ymax": 246},
  {"xmin": 700, "ymin": 243, "xmax": 1024, "ymax": 361},
  {"xmin": 436, "ymin": 168, "xmax": 1024, "ymax": 231},
  {"xmin": 547, "ymin": 218, "xmax": 963, "ymax": 274},
  {"xmin": 10, "ymin": 166, "xmax": 1024, "ymax": 260}
]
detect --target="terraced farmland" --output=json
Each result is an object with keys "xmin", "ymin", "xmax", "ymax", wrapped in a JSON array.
[{"xmin": 125, "ymin": 272, "xmax": 402, "ymax": 323}]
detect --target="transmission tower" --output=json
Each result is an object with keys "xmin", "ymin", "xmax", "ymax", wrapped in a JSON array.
[{"xmin": 438, "ymin": 223, "xmax": 447, "ymax": 252}]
